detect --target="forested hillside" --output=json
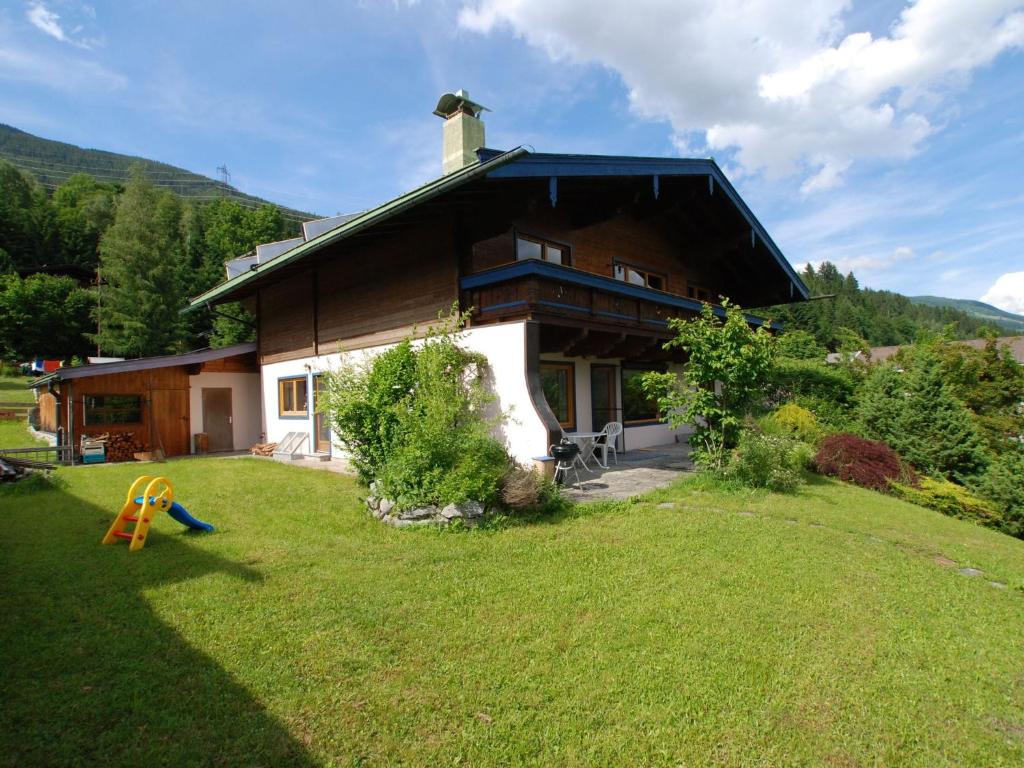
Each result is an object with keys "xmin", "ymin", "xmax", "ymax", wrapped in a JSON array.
[
  {"xmin": 0, "ymin": 124, "xmax": 313, "ymax": 221},
  {"xmin": 910, "ymin": 296, "xmax": 1024, "ymax": 333},
  {"xmin": 0, "ymin": 158, "xmax": 301, "ymax": 361},
  {"xmin": 768, "ymin": 263, "xmax": 1002, "ymax": 349}
]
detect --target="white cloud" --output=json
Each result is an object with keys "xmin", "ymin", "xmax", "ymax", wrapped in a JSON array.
[
  {"xmin": 0, "ymin": 18, "xmax": 124, "ymax": 91},
  {"xmin": 25, "ymin": 1, "xmax": 102, "ymax": 49},
  {"xmin": 980, "ymin": 271, "xmax": 1024, "ymax": 314},
  {"xmin": 26, "ymin": 2, "xmax": 67, "ymax": 42},
  {"xmin": 457, "ymin": 0, "xmax": 1024, "ymax": 192}
]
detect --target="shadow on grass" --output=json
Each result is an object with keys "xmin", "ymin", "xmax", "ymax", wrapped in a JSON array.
[{"xmin": 0, "ymin": 484, "xmax": 317, "ymax": 768}]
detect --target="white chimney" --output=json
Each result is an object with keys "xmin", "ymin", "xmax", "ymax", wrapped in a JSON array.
[{"xmin": 433, "ymin": 89, "xmax": 489, "ymax": 175}]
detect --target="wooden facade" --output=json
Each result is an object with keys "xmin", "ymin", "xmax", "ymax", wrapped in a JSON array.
[
  {"xmin": 40, "ymin": 350, "xmax": 258, "ymax": 460},
  {"xmin": 246, "ymin": 172, "xmax": 799, "ymax": 368},
  {"xmin": 257, "ymin": 217, "xmax": 459, "ymax": 363}
]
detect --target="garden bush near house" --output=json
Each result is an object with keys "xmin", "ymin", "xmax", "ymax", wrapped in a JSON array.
[
  {"xmin": 762, "ymin": 403, "xmax": 821, "ymax": 444},
  {"xmin": 890, "ymin": 477, "xmax": 1005, "ymax": 531},
  {"xmin": 813, "ymin": 433, "xmax": 916, "ymax": 492},
  {"xmin": 765, "ymin": 357, "xmax": 857, "ymax": 432},
  {"xmin": 642, "ymin": 300, "xmax": 775, "ymax": 471},
  {"xmin": 320, "ymin": 340, "xmax": 417, "ymax": 484},
  {"xmin": 723, "ymin": 430, "xmax": 809, "ymax": 493},
  {"xmin": 321, "ymin": 307, "xmax": 562, "ymax": 516}
]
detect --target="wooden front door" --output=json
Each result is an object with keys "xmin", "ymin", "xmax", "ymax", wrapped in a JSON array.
[
  {"xmin": 313, "ymin": 375, "xmax": 331, "ymax": 454},
  {"xmin": 202, "ymin": 388, "xmax": 234, "ymax": 452},
  {"xmin": 590, "ymin": 365, "xmax": 619, "ymax": 440},
  {"xmin": 150, "ymin": 389, "xmax": 190, "ymax": 457}
]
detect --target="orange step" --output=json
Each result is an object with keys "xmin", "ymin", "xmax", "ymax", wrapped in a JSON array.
[{"xmin": 112, "ymin": 531, "xmax": 135, "ymax": 540}]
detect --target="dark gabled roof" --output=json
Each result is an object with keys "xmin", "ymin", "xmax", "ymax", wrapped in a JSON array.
[
  {"xmin": 186, "ymin": 147, "xmax": 529, "ymax": 309},
  {"xmin": 186, "ymin": 146, "xmax": 809, "ymax": 309},
  {"xmin": 28, "ymin": 342, "xmax": 257, "ymax": 387}
]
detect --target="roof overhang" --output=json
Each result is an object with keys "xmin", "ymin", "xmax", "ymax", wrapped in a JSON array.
[{"xmin": 28, "ymin": 342, "xmax": 257, "ymax": 388}]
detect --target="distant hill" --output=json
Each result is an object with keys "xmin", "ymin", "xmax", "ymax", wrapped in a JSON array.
[
  {"xmin": 909, "ymin": 296, "xmax": 1024, "ymax": 334},
  {"xmin": 0, "ymin": 124, "xmax": 315, "ymax": 221}
]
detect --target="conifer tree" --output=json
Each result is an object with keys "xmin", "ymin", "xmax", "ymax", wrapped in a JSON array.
[
  {"xmin": 92, "ymin": 167, "xmax": 186, "ymax": 356},
  {"xmin": 858, "ymin": 352, "xmax": 988, "ymax": 481}
]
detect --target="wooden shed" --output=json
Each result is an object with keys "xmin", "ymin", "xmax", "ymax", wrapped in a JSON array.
[{"xmin": 30, "ymin": 343, "xmax": 261, "ymax": 461}]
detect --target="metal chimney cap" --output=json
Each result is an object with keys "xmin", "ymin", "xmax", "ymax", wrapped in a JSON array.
[{"xmin": 433, "ymin": 89, "xmax": 490, "ymax": 119}]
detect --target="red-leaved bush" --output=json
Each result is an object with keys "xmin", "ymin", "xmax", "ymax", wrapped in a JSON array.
[{"xmin": 812, "ymin": 433, "xmax": 917, "ymax": 492}]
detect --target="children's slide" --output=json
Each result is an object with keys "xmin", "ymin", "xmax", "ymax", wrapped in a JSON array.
[{"xmin": 134, "ymin": 496, "xmax": 215, "ymax": 532}]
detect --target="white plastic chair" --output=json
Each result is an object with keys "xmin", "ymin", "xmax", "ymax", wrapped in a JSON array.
[{"xmin": 593, "ymin": 422, "xmax": 622, "ymax": 468}]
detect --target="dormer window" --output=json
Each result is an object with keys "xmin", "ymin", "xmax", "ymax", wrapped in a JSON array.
[
  {"xmin": 613, "ymin": 261, "xmax": 665, "ymax": 291},
  {"xmin": 516, "ymin": 234, "xmax": 567, "ymax": 265}
]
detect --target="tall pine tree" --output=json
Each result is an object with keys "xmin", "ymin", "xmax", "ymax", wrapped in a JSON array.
[{"xmin": 92, "ymin": 167, "xmax": 187, "ymax": 357}]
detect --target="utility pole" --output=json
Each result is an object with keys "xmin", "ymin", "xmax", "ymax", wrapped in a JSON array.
[{"xmin": 216, "ymin": 164, "xmax": 231, "ymax": 191}]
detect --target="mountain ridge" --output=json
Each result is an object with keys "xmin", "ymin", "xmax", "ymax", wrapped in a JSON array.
[
  {"xmin": 0, "ymin": 124, "xmax": 315, "ymax": 222},
  {"xmin": 909, "ymin": 296, "xmax": 1024, "ymax": 333}
]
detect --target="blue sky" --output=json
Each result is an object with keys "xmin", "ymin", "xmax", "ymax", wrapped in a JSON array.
[{"xmin": 1, "ymin": 0, "xmax": 1022, "ymax": 311}]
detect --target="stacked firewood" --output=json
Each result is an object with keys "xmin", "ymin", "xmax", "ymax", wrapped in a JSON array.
[
  {"xmin": 250, "ymin": 442, "xmax": 277, "ymax": 457},
  {"xmin": 90, "ymin": 432, "xmax": 145, "ymax": 462}
]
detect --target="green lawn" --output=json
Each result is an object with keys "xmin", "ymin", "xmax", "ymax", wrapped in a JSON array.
[
  {"xmin": 0, "ymin": 373, "xmax": 45, "ymax": 450},
  {"xmin": 1, "ymin": 458, "xmax": 1022, "ymax": 766}
]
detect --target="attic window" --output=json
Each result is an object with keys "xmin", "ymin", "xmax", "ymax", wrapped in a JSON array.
[
  {"xmin": 613, "ymin": 261, "xmax": 665, "ymax": 291},
  {"xmin": 687, "ymin": 284, "xmax": 712, "ymax": 302},
  {"xmin": 516, "ymin": 234, "xmax": 567, "ymax": 265}
]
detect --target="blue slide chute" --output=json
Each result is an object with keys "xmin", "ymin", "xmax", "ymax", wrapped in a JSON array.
[{"xmin": 134, "ymin": 497, "xmax": 215, "ymax": 532}]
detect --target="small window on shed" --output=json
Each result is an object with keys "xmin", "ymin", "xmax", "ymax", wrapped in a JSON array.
[{"xmin": 84, "ymin": 395, "xmax": 143, "ymax": 425}]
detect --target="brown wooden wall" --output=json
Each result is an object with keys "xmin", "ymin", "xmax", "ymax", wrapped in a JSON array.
[
  {"xmin": 63, "ymin": 366, "xmax": 191, "ymax": 457},
  {"xmin": 259, "ymin": 272, "xmax": 316, "ymax": 364},
  {"xmin": 470, "ymin": 208, "xmax": 724, "ymax": 300},
  {"xmin": 257, "ymin": 217, "xmax": 459, "ymax": 363}
]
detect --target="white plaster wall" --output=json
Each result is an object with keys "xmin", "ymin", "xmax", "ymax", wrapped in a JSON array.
[
  {"xmin": 260, "ymin": 322, "xmax": 550, "ymax": 465},
  {"xmin": 261, "ymin": 354, "xmax": 341, "ymax": 455},
  {"xmin": 188, "ymin": 372, "xmax": 263, "ymax": 453},
  {"xmin": 258, "ymin": 325, "xmax": 690, "ymax": 463},
  {"xmin": 460, "ymin": 322, "xmax": 549, "ymax": 464}
]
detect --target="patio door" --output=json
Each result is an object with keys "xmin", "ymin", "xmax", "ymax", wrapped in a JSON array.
[
  {"xmin": 313, "ymin": 375, "xmax": 331, "ymax": 454},
  {"xmin": 590, "ymin": 365, "xmax": 619, "ymax": 446}
]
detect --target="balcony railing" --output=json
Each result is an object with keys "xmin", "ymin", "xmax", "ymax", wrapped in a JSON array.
[{"xmin": 460, "ymin": 260, "xmax": 778, "ymax": 329}]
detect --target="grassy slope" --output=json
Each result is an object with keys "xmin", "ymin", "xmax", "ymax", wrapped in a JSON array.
[
  {"xmin": 0, "ymin": 374, "xmax": 45, "ymax": 450},
  {"xmin": 1, "ymin": 458, "xmax": 1022, "ymax": 767}
]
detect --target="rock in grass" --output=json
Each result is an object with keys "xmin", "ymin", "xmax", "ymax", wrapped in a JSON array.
[
  {"xmin": 379, "ymin": 498, "xmax": 395, "ymax": 516},
  {"xmin": 401, "ymin": 506, "xmax": 437, "ymax": 521},
  {"xmin": 440, "ymin": 501, "xmax": 485, "ymax": 520}
]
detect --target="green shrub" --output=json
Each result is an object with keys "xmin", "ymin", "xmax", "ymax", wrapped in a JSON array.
[
  {"xmin": 857, "ymin": 354, "xmax": 988, "ymax": 482},
  {"xmin": 766, "ymin": 403, "xmax": 821, "ymax": 443},
  {"xmin": 642, "ymin": 300, "xmax": 775, "ymax": 470},
  {"xmin": 972, "ymin": 447, "xmax": 1024, "ymax": 538},
  {"xmin": 765, "ymin": 358, "xmax": 857, "ymax": 431},
  {"xmin": 320, "ymin": 340, "xmax": 417, "ymax": 484},
  {"xmin": 322, "ymin": 307, "xmax": 515, "ymax": 511},
  {"xmin": 723, "ymin": 430, "xmax": 808, "ymax": 493},
  {"xmin": 890, "ymin": 477, "xmax": 1005, "ymax": 531}
]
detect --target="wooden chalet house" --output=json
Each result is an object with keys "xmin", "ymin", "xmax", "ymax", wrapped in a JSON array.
[{"xmin": 188, "ymin": 91, "xmax": 809, "ymax": 465}]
